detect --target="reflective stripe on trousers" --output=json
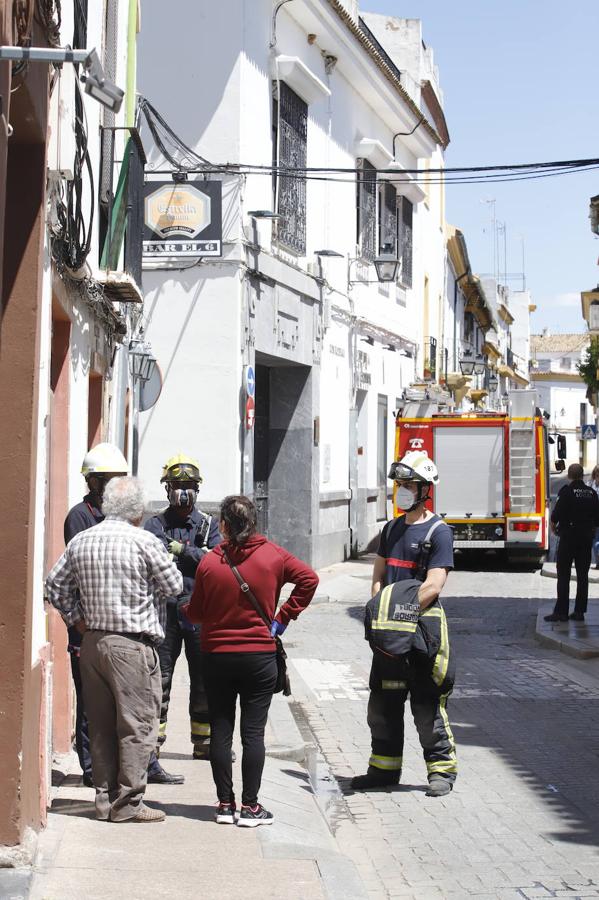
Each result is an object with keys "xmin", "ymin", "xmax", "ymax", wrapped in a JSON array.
[{"xmin": 367, "ymin": 677, "xmax": 457, "ymax": 781}]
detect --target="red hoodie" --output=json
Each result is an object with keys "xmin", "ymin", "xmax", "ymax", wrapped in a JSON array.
[{"xmin": 184, "ymin": 535, "xmax": 319, "ymax": 653}]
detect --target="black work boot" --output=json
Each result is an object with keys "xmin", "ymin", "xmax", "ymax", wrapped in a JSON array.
[
  {"xmin": 426, "ymin": 774, "xmax": 452, "ymax": 797},
  {"xmin": 351, "ymin": 767, "xmax": 400, "ymax": 790}
]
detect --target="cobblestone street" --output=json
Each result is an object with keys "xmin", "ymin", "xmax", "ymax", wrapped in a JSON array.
[{"xmin": 286, "ymin": 555, "xmax": 599, "ymax": 899}]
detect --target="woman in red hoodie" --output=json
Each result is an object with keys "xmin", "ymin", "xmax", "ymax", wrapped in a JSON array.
[{"xmin": 185, "ymin": 495, "xmax": 318, "ymax": 827}]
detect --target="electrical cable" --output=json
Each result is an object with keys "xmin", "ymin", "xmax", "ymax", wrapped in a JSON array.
[
  {"xmin": 138, "ymin": 98, "xmax": 229, "ymax": 174},
  {"xmin": 138, "ymin": 96, "xmax": 599, "ymax": 186},
  {"xmin": 146, "ymin": 161, "xmax": 599, "ymax": 187}
]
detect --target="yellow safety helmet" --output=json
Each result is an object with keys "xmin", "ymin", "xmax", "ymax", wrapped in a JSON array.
[
  {"xmin": 160, "ymin": 453, "xmax": 203, "ymax": 484},
  {"xmin": 81, "ymin": 442, "xmax": 129, "ymax": 477}
]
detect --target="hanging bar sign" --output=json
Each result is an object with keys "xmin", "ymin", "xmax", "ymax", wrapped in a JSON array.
[{"xmin": 143, "ymin": 180, "xmax": 222, "ymax": 260}]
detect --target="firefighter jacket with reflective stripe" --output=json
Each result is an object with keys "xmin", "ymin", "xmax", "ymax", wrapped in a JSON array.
[{"xmin": 365, "ymin": 578, "xmax": 454, "ymax": 695}]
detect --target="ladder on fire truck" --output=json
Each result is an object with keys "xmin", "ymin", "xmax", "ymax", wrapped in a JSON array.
[{"xmin": 508, "ymin": 391, "xmax": 537, "ymax": 513}]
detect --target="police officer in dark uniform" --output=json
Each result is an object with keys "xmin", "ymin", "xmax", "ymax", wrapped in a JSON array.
[
  {"xmin": 545, "ymin": 463, "xmax": 599, "ymax": 623},
  {"xmin": 63, "ymin": 443, "xmax": 184, "ymax": 786},
  {"xmin": 144, "ymin": 454, "xmax": 222, "ymax": 759},
  {"xmin": 351, "ymin": 450, "xmax": 456, "ymax": 798}
]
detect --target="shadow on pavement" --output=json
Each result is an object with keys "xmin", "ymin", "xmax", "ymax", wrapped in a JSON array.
[
  {"xmin": 334, "ymin": 775, "xmax": 427, "ymax": 796},
  {"xmin": 144, "ymin": 801, "xmax": 215, "ymax": 821},
  {"xmin": 453, "ymin": 549, "xmax": 540, "ymax": 574},
  {"xmin": 50, "ymin": 798, "xmax": 96, "ymax": 819}
]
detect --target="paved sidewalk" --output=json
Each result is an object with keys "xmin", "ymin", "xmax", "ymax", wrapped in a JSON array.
[
  {"xmin": 537, "ymin": 564, "xmax": 599, "ymax": 658},
  {"xmin": 28, "ymin": 660, "xmax": 366, "ymax": 900}
]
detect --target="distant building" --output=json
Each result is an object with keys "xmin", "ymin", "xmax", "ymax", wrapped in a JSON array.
[{"xmin": 529, "ymin": 332, "xmax": 594, "ymax": 468}]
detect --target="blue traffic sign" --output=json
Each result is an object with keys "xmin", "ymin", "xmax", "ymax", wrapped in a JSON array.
[
  {"xmin": 581, "ymin": 424, "xmax": 597, "ymax": 440},
  {"xmin": 245, "ymin": 365, "xmax": 255, "ymax": 398}
]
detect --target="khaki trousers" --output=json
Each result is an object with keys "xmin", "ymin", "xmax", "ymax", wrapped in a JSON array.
[{"xmin": 80, "ymin": 631, "xmax": 161, "ymax": 821}]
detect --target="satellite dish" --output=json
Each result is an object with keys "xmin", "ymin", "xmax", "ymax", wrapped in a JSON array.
[{"xmin": 140, "ymin": 362, "xmax": 163, "ymax": 412}]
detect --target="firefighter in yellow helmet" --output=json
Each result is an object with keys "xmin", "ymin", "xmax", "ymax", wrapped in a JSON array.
[
  {"xmin": 144, "ymin": 454, "xmax": 222, "ymax": 759},
  {"xmin": 63, "ymin": 443, "xmax": 183, "ymax": 786},
  {"xmin": 351, "ymin": 450, "xmax": 457, "ymax": 798}
]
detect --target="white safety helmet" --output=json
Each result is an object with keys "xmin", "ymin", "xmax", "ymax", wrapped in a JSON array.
[
  {"xmin": 81, "ymin": 442, "xmax": 129, "ymax": 477},
  {"xmin": 388, "ymin": 450, "xmax": 439, "ymax": 486}
]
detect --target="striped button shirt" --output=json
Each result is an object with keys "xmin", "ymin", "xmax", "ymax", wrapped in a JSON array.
[{"xmin": 45, "ymin": 517, "xmax": 184, "ymax": 642}]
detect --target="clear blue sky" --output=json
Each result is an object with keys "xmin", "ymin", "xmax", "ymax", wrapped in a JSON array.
[{"xmin": 360, "ymin": 0, "xmax": 599, "ymax": 333}]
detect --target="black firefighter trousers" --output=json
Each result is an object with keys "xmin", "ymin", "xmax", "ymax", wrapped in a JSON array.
[
  {"xmin": 367, "ymin": 665, "xmax": 457, "ymax": 784},
  {"xmin": 157, "ymin": 604, "xmax": 210, "ymax": 754}
]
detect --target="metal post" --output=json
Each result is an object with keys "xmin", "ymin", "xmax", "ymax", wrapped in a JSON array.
[{"xmin": 132, "ymin": 377, "xmax": 140, "ymax": 476}]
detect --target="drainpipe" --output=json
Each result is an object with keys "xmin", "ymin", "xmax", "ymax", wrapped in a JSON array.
[
  {"xmin": 126, "ymin": 0, "xmax": 138, "ymax": 127},
  {"xmin": 269, "ymin": 0, "xmax": 295, "ymax": 49}
]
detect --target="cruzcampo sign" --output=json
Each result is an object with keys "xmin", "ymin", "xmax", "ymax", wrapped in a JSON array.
[{"xmin": 143, "ymin": 180, "xmax": 222, "ymax": 260}]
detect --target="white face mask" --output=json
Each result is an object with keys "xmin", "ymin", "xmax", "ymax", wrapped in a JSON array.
[{"xmin": 396, "ymin": 486, "xmax": 417, "ymax": 511}]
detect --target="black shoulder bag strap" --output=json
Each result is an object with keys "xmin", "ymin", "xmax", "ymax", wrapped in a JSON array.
[
  {"xmin": 221, "ymin": 548, "xmax": 270, "ymax": 630},
  {"xmin": 221, "ymin": 547, "xmax": 291, "ymax": 696}
]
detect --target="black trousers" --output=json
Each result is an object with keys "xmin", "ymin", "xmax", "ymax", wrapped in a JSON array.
[
  {"xmin": 555, "ymin": 529, "xmax": 593, "ymax": 616},
  {"xmin": 69, "ymin": 648, "xmax": 92, "ymax": 778},
  {"xmin": 202, "ymin": 652, "xmax": 277, "ymax": 806},
  {"xmin": 367, "ymin": 658, "xmax": 457, "ymax": 783},
  {"xmin": 157, "ymin": 604, "xmax": 210, "ymax": 749}
]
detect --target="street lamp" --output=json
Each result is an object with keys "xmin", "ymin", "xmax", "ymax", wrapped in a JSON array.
[
  {"xmin": 128, "ymin": 339, "xmax": 157, "ymax": 383},
  {"xmin": 373, "ymin": 251, "xmax": 400, "ymax": 283},
  {"xmin": 247, "ymin": 210, "xmax": 281, "ymax": 219},
  {"xmin": 348, "ymin": 250, "xmax": 400, "ymax": 288},
  {"xmin": 459, "ymin": 348, "xmax": 475, "ymax": 376},
  {"xmin": 474, "ymin": 353, "xmax": 486, "ymax": 376},
  {"xmin": 128, "ymin": 338, "xmax": 157, "ymax": 477},
  {"xmin": 488, "ymin": 372, "xmax": 499, "ymax": 392}
]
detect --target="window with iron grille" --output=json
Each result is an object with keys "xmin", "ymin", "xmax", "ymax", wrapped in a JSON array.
[
  {"xmin": 397, "ymin": 196, "xmax": 413, "ymax": 287},
  {"xmin": 273, "ymin": 82, "xmax": 307, "ymax": 255},
  {"xmin": 356, "ymin": 159, "xmax": 377, "ymax": 260},
  {"xmin": 378, "ymin": 181, "xmax": 397, "ymax": 255}
]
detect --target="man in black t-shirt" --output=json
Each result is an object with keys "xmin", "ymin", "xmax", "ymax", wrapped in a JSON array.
[
  {"xmin": 351, "ymin": 450, "xmax": 456, "ymax": 798},
  {"xmin": 545, "ymin": 463, "xmax": 599, "ymax": 623}
]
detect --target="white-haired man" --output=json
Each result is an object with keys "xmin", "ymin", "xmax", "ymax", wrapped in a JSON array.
[{"xmin": 46, "ymin": 477, "xmax": 183, "ymax": 823}]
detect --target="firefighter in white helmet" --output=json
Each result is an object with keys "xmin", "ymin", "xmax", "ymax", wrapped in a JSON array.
[
  {"xmin": 144, "ymin": 454, "xmax": 222, "ymax": 760},
  {"xmin": 351, "ymin": 450, "xmax": 457, "ymax": 798},
  {"xmin": 62, "ymin": 443, "xmax": 184, "ymax": 787}
]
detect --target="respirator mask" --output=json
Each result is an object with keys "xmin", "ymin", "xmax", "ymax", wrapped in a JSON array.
[{"xmin": 168, "ymin": 486, "xmax": 198, "ymax": 508}]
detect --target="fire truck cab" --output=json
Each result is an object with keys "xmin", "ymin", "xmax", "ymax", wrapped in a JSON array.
[{"xmin": 393, "ymin": 389, "xmax": 550, "ymax": 564}]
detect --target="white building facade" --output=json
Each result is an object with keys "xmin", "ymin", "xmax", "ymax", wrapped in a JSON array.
[{"xmin": 137, "ymin": 0, "xmax": 450, "ymax": 564}]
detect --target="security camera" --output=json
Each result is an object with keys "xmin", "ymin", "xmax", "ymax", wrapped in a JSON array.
[
  {"xmin": 81, "ymin": 49, "xmax": 124, "ymax": 114},
  {"xmin": 0, "ymin": 45, "xmax": 124, "ymax": 114}
]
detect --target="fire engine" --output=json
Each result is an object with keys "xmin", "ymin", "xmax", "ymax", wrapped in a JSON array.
[{"xmin": 393, "ymin": 389, "xmax": 550, "ymax": 563}]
